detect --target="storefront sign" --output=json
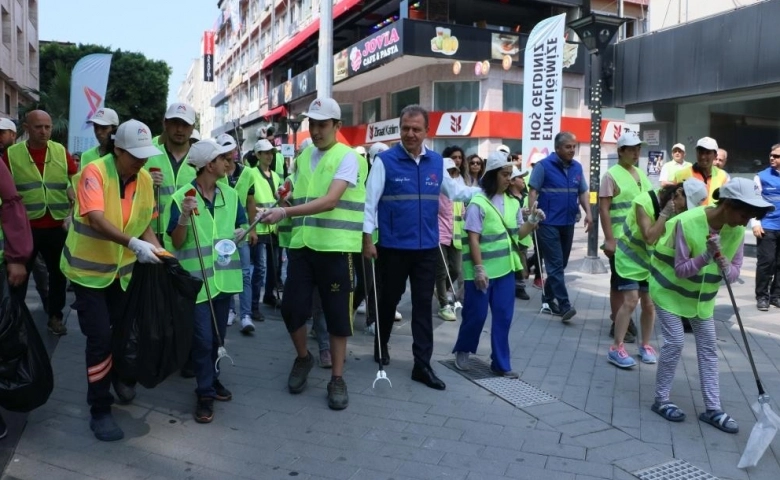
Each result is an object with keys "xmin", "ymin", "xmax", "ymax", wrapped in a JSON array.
[
  {"xmin": 268, "ymin": 66, "xmax": 317, "ymax": 108},
  {"xmin": 334, "ymin": 25, "xmax": 403, "ymax": 83},
  {"xmin": 203, "ymin": 31, "xmax": 214, "ymax": 82},
  {"xmin": 643, "ymin": 129, "xmax": 660, "ymax": 146},
  {"xmin": 435, "ymin": 112, "xmax": 477, "ymax": 136},
  {"xmin": 602, "ymin": 121, "xmax": 640, "ymax": 144},
  {"xmin": 522, "ymin": 14, "xmax": 566, "ymax": 166},
  {"xmin": 365, "ymin": 117, "xmax": 400, "ymax": 143}
]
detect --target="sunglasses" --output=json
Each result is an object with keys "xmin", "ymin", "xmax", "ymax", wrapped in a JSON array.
[
  {"xmin": 469, "ymin": 161, "xmax": 482, "ymax": 166},
  {"xmin": 770, "ymin": 154, "xmax": 780, "ymax": 159}
]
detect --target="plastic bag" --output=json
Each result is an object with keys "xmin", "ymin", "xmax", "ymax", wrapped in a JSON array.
[
  {"xmin": 738, "ymin": 399, "xmax": 780, "ymax": 468},
  {"xmin": 0, "ymin": 270, "xmax": 54, "ymax": 412},
  {"xmin": 112, "ymin": 255, "xmax": 202, "ymax": 389}
]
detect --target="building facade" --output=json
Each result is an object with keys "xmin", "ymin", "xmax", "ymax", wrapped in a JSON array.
[
  {"xmin": 647, "ymin": 0, "xmax": 764, "ymax": 31},
  {"xmin": 0, "ymin": 0, "xmax": 39, "ymax": 120},
  {"xmin": 177, "ymin": 55, "xmax": 216, "ymax": 139}
]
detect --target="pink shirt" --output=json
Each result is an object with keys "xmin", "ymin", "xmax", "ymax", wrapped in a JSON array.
[
  {"xmin": 674, "ymin": 222, "xmax": 742, "ymax": 284},
  {"xmin": 438, "ymin": 194, "xmax": 453, "ymax": 245}
]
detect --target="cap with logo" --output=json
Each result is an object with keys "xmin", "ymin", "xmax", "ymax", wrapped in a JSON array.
[
  {"xmin": 164, "ymin": 102, "xmax": 196, "ymax": 125},
  {"xmin": 484, "ymin": 151, "xmax": 513, "ymax": 172},
  {"xmin": 681, "ymin": 178, "xmax": 708, "ymax": 209},
  {"xmin": 497, "ymin": 144, "xmax": 510, "ymax": 154},
  {"xmin": 114, "ymin": 120, "xmax": 163, "ymax": 159},
  {"xmin": 0, "ymin": 118, "xmax": 16, "ymax": 133},
  {"xmin": 190, "ymin": 129, "xmax": 201, "ymax": 141},
  {"xmin": 368, "ymin": 142, "xmax": 389, "ymax": 160},
  {"xmin": 89, "ymin": 107, "xmax": 119, "ymax": 126},
  {"xmin": 695, "ymin": 137, "xmax": 718, "ymax": 152},
  {"xmin": 355, "ymin": 146, "xmax": 367, "ymax": 156},
  {"xmin": 303, "ymin": 98, "xmax": 341, "ymax": 121},
  {"xmin": 616, "ymin": 131, "xmax": 645, "ymax": 149},
  {"xmin": 187, "ymin": 139, "xmax": 234, "ymax": 169},
  {"xmin": 671, "ymin": 143, "xmax": 686, "ymax": 153},
  {"xmin": 713, "ymin": 177, "xmax": 774, "ymax": 210},
  {"xmin": 254, "ymin": 139, "xmax": 275, "ymax": 153},
  {"xmin": 511, "ymin": 166, "xmax": 529, "ymax": 179},
  {"xmin": 216, "ymin": 133, "xmax": 237, "ymax": 150}
]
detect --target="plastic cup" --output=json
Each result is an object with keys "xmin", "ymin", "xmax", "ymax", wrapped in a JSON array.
[{"xmin": 215, "ymin": 239, "xmax": 237, "ymax": 267}]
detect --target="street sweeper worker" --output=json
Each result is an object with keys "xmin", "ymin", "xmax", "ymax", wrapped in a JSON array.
[
  {"xmin": 649, "ymin": 178, "xmax": 774, "ymax": 434},
  {"xmin": 164, "ymin": 138, "xmax": 247, "ymax": 424},
  {"xmin": 60, "ymin": 119, "xmax": 163, "ymax": 442}
]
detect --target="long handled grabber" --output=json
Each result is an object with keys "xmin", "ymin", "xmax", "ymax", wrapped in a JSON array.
[
  {"xmin": 438, "ymin": 244, "xmax": 462, "ymax": 313},
  {"xmin": 185, "ymin": 189, "xmax": 234, "ymax": 373},
  {"xmin": 532, "ymin": 229, "xmax": 552, "ymax": 315},
  {"xmin": 367, "ymin": 258, "xmax": 391, "ymax": 388}
]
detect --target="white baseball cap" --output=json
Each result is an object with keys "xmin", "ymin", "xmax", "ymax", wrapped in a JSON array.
[
  {"xmin": 444, "ymin": 157, "xmax": 457, "ymax": 170},
  {"xmin": 511, "ymin": 166, "xmax": 529, "ymax": 179},
  {"xmin": 190, "ymin": 129, "xmax": 201, "ymax": 141},
  {"xmin": 187, "ymin": 139, "xmax": 234, "ymax": 169},
  {"xmin": 368, "ymin": 142, "xmax": 389, "ymax": 159},
  {"xmin": 713, "ymin": 177, "xmax": 774, "ymax": 210},
  {"xmin": 88, "ymin": 107, "xmax": 119, "ymax": 126},
  {"xmin": 254, "ymin": 139, "xmax": 275, "ymax": 153},
  {"xmin": 696, "ymin": 137, "xmax": 718, "ymax": 152},
  {"xmin": 682, "ymin": 178, "xmax": 708, "ymax": 209},
  {"xmin": 497, "ymin": 144, "xmax": 510, "ymax": 154},
  {"xmin": 303, "ymin": 98, "xmax": 341, "ymax": 121},
  {"xmin": 355, "ymin": 146, "xmax": 367, "ymax": 156},
  {"xmin": 114, "ymin": 119, "xmax": 162, "ymax": 159},
  {"xmin": 671, "ymin": 143, "xmax": 686, "ymax": 152},
  {"xmin": 164, "ymin": 102, "xmax": 196, "ymax": 125},
  {"xmin": 216, "ymin": 133, "xmax": 237, "ymax": 150},
  {"xmin": 0, "ymin": 118, "xmax": 16, "ymax": 132},
  {"xmin": 616, "ymin": 131, "xmax": 645, "ymax": 148},
  {"xmin": 484, "ymin": 151, "xmax": 513, "ymax": 172}
]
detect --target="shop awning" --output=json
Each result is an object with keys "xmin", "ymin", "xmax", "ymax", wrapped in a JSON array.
[{"xmin": 263, "ymin": 105, "xmax": 288, "ymax": 119}]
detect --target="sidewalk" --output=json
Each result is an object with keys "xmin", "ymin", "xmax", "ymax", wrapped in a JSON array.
[{"xmin": 3, "ymin": 228, "xmax": 780, "ymax": 480}]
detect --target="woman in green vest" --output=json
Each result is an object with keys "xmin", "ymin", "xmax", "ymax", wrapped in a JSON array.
[
  {"xmin": 452, "ymin": 152, "xmax": 544, "ymax": 377},
  {"xmin": 164, "ymin": 139, "xmax": 248, "ymax": 425},
  {"xmin": 649, "ymin": 178, "xmax": 774, "ymax": 434},
  {"xmin": 250, "ymin": 139, "xmax": 282, "ymax": 312}
]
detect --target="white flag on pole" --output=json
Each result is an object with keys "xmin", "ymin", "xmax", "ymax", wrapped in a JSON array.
[{"xmin": 68, "ymin": 53, "xmax": 112, "ymax": 153}]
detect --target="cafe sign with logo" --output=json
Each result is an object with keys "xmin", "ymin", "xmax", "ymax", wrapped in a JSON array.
[{"xmin": 334, "ymin": 24, "xmax": 403, "ymax": 83}]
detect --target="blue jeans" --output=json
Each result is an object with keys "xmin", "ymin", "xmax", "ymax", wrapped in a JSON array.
[
  {"xmin": 453, "ymin": 273, "xmax": 515, "ymax": 373},
  {"xmin": 537, "ymin": 224, "xmax": 575, "ymax": 310},
  {"xmin": 231, "ymin": 242, "xmax": 252, "ymax": 318},
  {"xmin": 192, "ymin": 294, "xmax": 231, "ymax": 398},
  {"xmin": 250, "ymin": 243, "xmax": 267, "ymax": 310}
]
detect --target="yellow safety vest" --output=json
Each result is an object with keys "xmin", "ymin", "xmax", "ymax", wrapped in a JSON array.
[
  {"xmin": 614, "ymin": 191, "xmax": 656, "ymax": 281},
  {"xmin": 462, "ymin": 193, "xmax": 522, "ymax": 280},
  {"xmin": 254, "ymin": 167, "xmax": 281, "ymax": 235},
  {"xmin": 8, "ymin": 141, "xmax": 71, "ymax": 220},
  {"xmin": 79, "ymin": 146, "xmax": 102, "ymax": 169},
  {"xmin": 517, "ymin": 196, "xmax": 532, "ymax": 248},
  {"xmin": 60, "ymin": 157, "xmax": 155, "ymax": 290},
  {"xmin": 289, "ymin": 143, "xmax": 367, "ymax": 253},
  {"xmin": 144, "ymin": 145, "xmax": 195, "ymax": 235},
  {"xmin": 606, "ymin": 164, "xmax": 652, "ymax": 226},
  {"xmin": 674, "ymin": 166, "xmax": 728, "ymax": 206},
  {"xmin": 452, "ymin": 200, "xmax": 465, "ymax": 250}
]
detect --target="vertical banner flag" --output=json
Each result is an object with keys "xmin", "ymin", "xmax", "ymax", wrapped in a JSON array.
[
  {"xmin": 522, "ymin": 14, "xmax": 566, "ymax": 168},
  {"xmin": 68, "ymin": 53, "xmax": 112, "ymax": 154},
  {"xmin": 203, "ymin": 31, "xmax": 215, "ymax": 82}
]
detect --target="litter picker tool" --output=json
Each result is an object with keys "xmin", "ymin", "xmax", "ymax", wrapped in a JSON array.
[
  {"xmin": 235, "ymin": 179, "xmax": 290, "ymax": 244},
  {"xmin": 150, "ymin": 167, "xmax": 162, "ymax": 242},
  {"xmin": 438, "ymin": 244, "xmax": 462, "ymax": 313},
  {"xmin": 185, "ymin": 188, "xmax": 234, "ymax": 373},
  {"xmin": 709, "ymin": 239, "xmax": 780, "ymax": 468},
  {"xmin": 366, "ymin": 258, "xmax": 391, "ymax": 388},
  {"xmin": 532, "ymin": 228, "xmax": 552, "ymax": 315}
]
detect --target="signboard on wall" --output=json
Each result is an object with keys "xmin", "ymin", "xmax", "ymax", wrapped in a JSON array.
[
  {"xmin": 268, "ymin": 66, "xmax": 316, "ymax": 108},
  {"xmin": 435, "ymin": 112, "xmax": 477, "ymax": 136},
  {"xmin": 365, "ymin": 117, "xmax": 401, "ymax": 143},
  {"xmin": 602, "ymin": 121, "xmax": 641, "ymax": 144},
  {"xmin": 334, "ymin": 24, "xmax": 403, "ymax": 83}
]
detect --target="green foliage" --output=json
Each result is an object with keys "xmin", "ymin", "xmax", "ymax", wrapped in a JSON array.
[{"xmin": 22, "ymin": 43, "xmax": 172, "ymax": 140}]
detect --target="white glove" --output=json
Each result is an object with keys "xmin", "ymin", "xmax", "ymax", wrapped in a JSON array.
[
  {"xmin": 659, "ymin": 200, "xmax": 675, "ymax": 219},
  {"xmin": 706, "ymin": 234, "xmax": 721, "ymax": 258},
  {"xmin": 527, "ymin": 202, "xmax": 546, "ymax": 224},
  {"xmin": 128, "ymin": 237, "xmax": 162, "ymax": 264},
  {"xmin": 233, "ymin": 228, "xmax": 246, "ymax": 244},
  {"xmin": 474, "ymin": 265, "xmax": 489, "ymax": 293}
]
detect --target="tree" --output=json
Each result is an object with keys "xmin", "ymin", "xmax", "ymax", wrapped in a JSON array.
[{"xmin": 22, "ymin": 43, "xmax": 172, "ymax": 140}]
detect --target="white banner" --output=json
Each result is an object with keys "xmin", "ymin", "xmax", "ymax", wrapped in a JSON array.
[
  {"xmin": 522, "ymin": 14, "xmax": 566, "ymax": 168},
  {"xmin": 68, "ymin": 53, "xmax": 112, "ymax": 154}
]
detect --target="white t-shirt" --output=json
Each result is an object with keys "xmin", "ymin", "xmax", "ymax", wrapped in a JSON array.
[
  {"xmin": 659, "ymin": 160, "xmax": 691, "ymax": 183},
  {"xmin": 298, "ymin": 147, "xmax": 359, "ymax": 187}
]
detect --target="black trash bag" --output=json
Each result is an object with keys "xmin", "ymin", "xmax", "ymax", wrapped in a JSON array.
[
  {"xmin": 112, "ymin": 255, "xmax": 202, "ymax": 389},
  {"xmin": 0, "ymin": 272, "xmax": 54, "ymax": 412}
]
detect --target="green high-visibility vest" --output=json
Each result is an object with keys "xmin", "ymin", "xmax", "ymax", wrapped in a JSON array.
[
  {"xmin": 7, "ymin": 141, "xmax": 71, "ymax": 220},
  {"xmin": 277, "ymin": 173, "xmax": 294, "ymax": 248},
  {"xmin": 254, "ymin": 167, "xmax": 281, "ymax": 235},
  {"xmin": 518, "ymin": 196, "xmax": 532, "ymax": 248},
  {"xmin": 606, "ymin": 164, "xmax": 653, "ymax": 226},
  {"xmin": 462, "ymin": 193, "xmax": 522, "ymax": 280},
  {"xmin": 164, "ymin": 184, "xmax": 243, "ymax": 304},
  {"xmin": 79, "ymin": 146, "xmax": 102, "ymax": 169},
  {"xmin": 614, "ymin": 191, "xmax": 656, "ymax": 281},
  {"xmin": 452, "ymin": 200, "xmax": 465, "ymax": 250},
  {"xmin": 289, "ymin": 143, "xmax": 366, "ymax": 253},
  {"xmin": 649, "ymin": 206, "xmax": 742, "ymax": 319},
  {"xmin": 274, "ymin": 151, "xmax": 284, "ymax": 177}
]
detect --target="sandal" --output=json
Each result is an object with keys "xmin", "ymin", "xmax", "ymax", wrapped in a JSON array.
[
  {"xmin": 699, "ymin": 410, "xmax": 739, "ymax": 434},
  {"xmin": 651, "ymin": 401, "xmax": 686, "ymax": 422}
]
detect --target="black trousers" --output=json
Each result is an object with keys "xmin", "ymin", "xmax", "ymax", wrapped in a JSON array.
[
  {"xmin": 352, "ymin": 254, "xmax": 377, "ymax": 324},
  {"xmin": 11, "ymin": 226, "xmax": 67, "ymax": 319},
  {"xmin": 376, "ymin": 246, "xmax": 437, "ymax": 367},
  {"xmin": 756, "ymin": 229, "xmax": 780, "ymax": 301}
]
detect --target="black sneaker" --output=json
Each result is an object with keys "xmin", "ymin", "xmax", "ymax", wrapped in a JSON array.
[
  {"xmin": 515, "ymin": 286, "xmax": 530, "ymax": 300},
  {"xmin": 194, "ymin": 397, "xmax": 214, "ymax": 423},
  {"xmin": 771, "ymin": 298, "xmax": 780, "ymax": 309},
  {"xmin": 251, "ymin": 309, "xmax": 265, "ymax": 322},
  {"xmin": 213, "ymin": 379, "xmax": 232, "ymax": 401},
  {"xmin": 327, "ymin": 377, "xmax": 349, "ymax": 410},
  {"xmin": 758, "ymin": 298, "xmax": 770, "ymax": 312},
  {"xmin": 547, "ymin": 302, "xmax": 561, "ymax": 315},
  {"xmin": 288, "ymin": 351, "xmax": 314, "ymax": 394},
  {"xmin": 551, "ymin": 304, "xmax": 576, "ymax": 323},
  {"xmin": 89, "ymin": 413, "xmax": 124, "ymax": 442},
  {"xmin": 0, "ymin": 413, "xmax": 7, "ymax": 440}
]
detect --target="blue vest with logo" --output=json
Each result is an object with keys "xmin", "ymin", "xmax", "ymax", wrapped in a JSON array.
[
  {"xmin": 536, "ymin": 153, "xmax": 585, "ymax": 226},
  {"xmin": 377, "ymin": 144, "xmax": 442, "ymax": 250},
  {"xmin": 758, "ymin": 168, "xmax": 780, "ymax": 230}
]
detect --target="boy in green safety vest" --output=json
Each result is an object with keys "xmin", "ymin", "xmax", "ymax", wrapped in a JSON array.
[
  {"xmin": 649, "ymin": 178, "xmax": 774, "ymax": 434},
  {"xmin": 164, "ymin": 139, "xmax": 249, "ymax": 425},
  {"xmin": 452, "ymin": 152, "xmax": 544, "ymax": 377}
]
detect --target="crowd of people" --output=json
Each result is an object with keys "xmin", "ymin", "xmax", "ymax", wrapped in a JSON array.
[{"xmin": 0, "ymin": 98, "xmax": 778, "ymax": 444}]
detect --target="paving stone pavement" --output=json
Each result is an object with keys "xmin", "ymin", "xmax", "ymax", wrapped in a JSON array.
[{"xmin": 2, "ymin": 229, "xmax": 780, "ymax": 480}]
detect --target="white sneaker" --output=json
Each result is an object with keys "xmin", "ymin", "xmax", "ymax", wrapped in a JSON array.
[
  {"xmin": 365, "ymin": 323, "xmax": 375, "ymax": 335},
  {"xmin": 394, "ymin": 310, "xmax": 402, "ymax": 321},
  {"xmin": 356, "ymin": 301, "xmax": 366, "ymax": 314},
  {"xmin": 438, "ymin": 305, "xmax": 456, "ymax": 321},
  {"xmin": 455, "ymin": 352, "xmax": 470, "ymax": 371},
  {"xmin": 227, "ymin": 310, "xmax": 236, "ymax": 326},
  {"xmin": 240, "ymin": 315, "xmax": 255, "ymax": 334}
]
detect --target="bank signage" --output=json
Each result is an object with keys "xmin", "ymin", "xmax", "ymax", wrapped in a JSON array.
[
  {"xmin": 602, "ymin": 122, "xmax": 640, "ymax": 144},
  {"xmin": 365, "ymin": 117, "xmax": 401, "ymax": 143},
  {"xmin": 334, "ymin": 25, "xmax": 403, "ymax": 83},
  {"xmin": 435, "ymin": 112, "xmax": 477, "ymax": 136}
]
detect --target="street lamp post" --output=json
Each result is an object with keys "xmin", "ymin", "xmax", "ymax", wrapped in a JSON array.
[
  {"xmin": 568, "ymin": 11, "xmax": 627, "ymax": 274},
  {"xmin": 288, "ymin": 116, "xmax": 302, "ymax": 150}
]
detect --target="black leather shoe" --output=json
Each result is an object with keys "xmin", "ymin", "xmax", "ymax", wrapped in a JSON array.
[
  {"xmin": 411, "ymin": 363, "xmax": 446, "ymax": 390},
  {"xmin": 373, "ymin": 343, "xmax": 390, "ymax": 366}
]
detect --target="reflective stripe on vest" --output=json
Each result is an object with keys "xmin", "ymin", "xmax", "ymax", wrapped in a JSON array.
[
  {"xmin": 60, "ymin": 157, "xmax": 154, "ymax": 290},
  {"xmin": 606, "ymin": 164, "xmax": 652, "ymax": 225},
  {"xmin": 8, "ymin": 141, "xmax": 71, "ymax": 220},
  {"xmin": 614, "ymin": 192, "xmax": 655, "ymax": 282},
  {"xmin": 452, "ymin": 201, "xmax": 464, "ymax": 250},
  {"xmin": 144, "ymin": 146, "xmax": 193, "ymax": 234},
  {"xmin": 462, "ymin": 193, "xmax": 521, "ymax": 280},
  {"xmin": 252, "ymin": 167, "xmax": 280, "ymax": 235}
]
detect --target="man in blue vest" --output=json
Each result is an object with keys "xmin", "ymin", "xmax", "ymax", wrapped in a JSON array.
[
  {"xmin": 753, "ymin": 143, "xmax": 780, "ymax": 311},
  {"xmin": 527, "ymin": 131, "xmax": 592, "ymax": 323},
  {"xmin": 363, "ymin": 104, "xmax": 479, "ymax": 390}
]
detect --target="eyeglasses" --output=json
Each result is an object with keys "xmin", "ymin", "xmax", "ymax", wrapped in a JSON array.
[
  {"xmin": 469, "ymin": 161, "xmax": 482, "ymax": 166},
  {"xmin": 770, "ymin": 154, "xmax": 780, "ymax": 159}
]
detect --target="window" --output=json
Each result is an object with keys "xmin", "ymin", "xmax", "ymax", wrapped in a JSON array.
[
  {"xmin": 503, "ymin": 83, "xmax": 523, "ymax": 112},
  {"xmin": 4, "ymin": 94, "xmax": 10, "ymax": 115},
  {"xmin": 28, "ymin": 44, "xmax": 37, "ymax": 78},
  {"xmin": 563, "ymin": 87, "xmax": 580, "ymax": 116},
  {"xmin": 28, "ymin": 0, "xmax": 37, "ymax": 29},
  {"xmin": 16, "ymin": 27, "xmax": 23, "ymax": 62},
  {"xmin": 340, "ymin": 104, "xmax": 354, "ymax": 127},
  {"xmin": 434, "ymin": 81, "xmax": 479, "ymax": 111},
  {"xmin": 390, "ymin": 87, "xmax": 420, "ymax": 118},
  {"xmin": 1, "ymin": 8, "xmax": 10, "ymax": 47},
  {"xmin": 362, "ymin": 98, "xmax": 381, "ymax": 124}
]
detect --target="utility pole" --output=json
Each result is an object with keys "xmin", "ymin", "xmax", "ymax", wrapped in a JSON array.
[{"xmin": 317, "ymin": 0, "xmax": 334, "ymax": 98}]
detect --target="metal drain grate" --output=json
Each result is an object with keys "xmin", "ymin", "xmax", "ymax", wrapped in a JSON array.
[
  {"xmin": 440, "ymin": 359, "xmax": 557, "ymax": 407},
  {"xmin": 634, "ymin": 460, "xmax": 718, "ymax": 480}
]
